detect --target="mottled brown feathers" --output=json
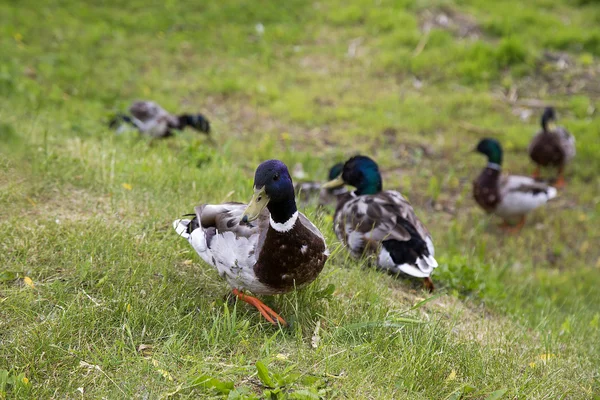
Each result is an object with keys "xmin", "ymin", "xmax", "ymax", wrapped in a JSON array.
[
  {"xmin": 473, "ymin": 167, "xmax": 501, "ymax": 212},
  {"xmin": 254, "ymin": 221, "xmax": 327, "ymax": 292}
]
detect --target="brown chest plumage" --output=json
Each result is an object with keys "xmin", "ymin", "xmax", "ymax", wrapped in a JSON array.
[
  {"xmin": 473, "ymin": 168, "xmax": 501, "ymax": 212},
  {"xmin": 529, "ymin": 132, "xmax": 565, "ymax": 167},
  {"xmin": 254, "ymin": 223, "xmax": 327, "ymax": 292}
]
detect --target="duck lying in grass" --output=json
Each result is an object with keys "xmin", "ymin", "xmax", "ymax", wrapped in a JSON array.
[
  {"xmin": 474, "ymin": 138, "xmax": 557, "ymax": 233},
  {"xmin": 110, "ymin": 100, "xmax": 210, "ymax": 138},
  {"xmin": 174, "ymin": 160, "xmax": 328, "ymax": 326},
  {"xmin": 323, "ymin": 155, "xmax": 438, "ymax": 291},
  {"xmin": 528, "ymin": 107, "xmax": 575, "ymax": 188},
  {"xmin": 294, "ymin": 163, "xmax": 347, "ymax": 208}
]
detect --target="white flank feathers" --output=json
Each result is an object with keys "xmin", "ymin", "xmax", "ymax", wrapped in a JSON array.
[{"xmin": 495, "ymin": 176, "xmax": 557, "ymax": 218}]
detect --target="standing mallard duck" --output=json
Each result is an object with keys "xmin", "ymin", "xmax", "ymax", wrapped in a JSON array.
[
  {"xmin": 173, "ymin": 160, "xmax": 328, "ymax": 325},
  {"xmin": 295, "ymin": 162, "xmax": 347, "ymax": 208},
  {"xmin": 323, "ymin": 156, "xmax": 438, "ymax": 291},
  {"xmin": 110, "ymin": 100, "xmax": 211, "ymax": 138},
  {"xmin": 474, "ymin": 138, "xmax": 557, "ymax": 232},
  {"xmin": 528, "ymin": 107, "xmax": 575, "ymax": 188}
]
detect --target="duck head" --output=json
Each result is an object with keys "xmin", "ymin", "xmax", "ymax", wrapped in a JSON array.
[
  {"xmin": 242, "ymin": 160, "xmax": 297, "ymax": 224},
  {"xmin": 323, "ymin": 155, "xmax": 382, "ymax": 195},
  {"xmin": 475, "ymin": 138, "xmax": 503, "ymax": 165},
  {"xmin": 541, "ymin": 107, "xmax": 556, "ymax": 132}
]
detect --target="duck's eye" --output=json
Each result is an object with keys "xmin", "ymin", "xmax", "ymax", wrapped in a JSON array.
[
  {"xmin": 273, "ymin": 173, "xmax": 280, "ymax": 181},
  {"xmin": 257, "ymin": 196, "xmax": 262, "ymax": 202}
]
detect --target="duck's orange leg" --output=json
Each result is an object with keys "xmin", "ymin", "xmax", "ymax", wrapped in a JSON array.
[
  {"xmin": 232, "ymin": 289, "xmax": 287, "ymax": 326},
  {"xmin": 499, "ymin": 216, "xmax": 526, "ymax": 234},
  {"xmin": 532, "ymin": 166, "xmax": 541, "ymax": 180},
  {"xmin": 423, "ymin": 277, "xmax": 435, "ymax": 293},
  {"xmin": 554, "ymin": 165, "xmax": 566, "ymax": 189}
]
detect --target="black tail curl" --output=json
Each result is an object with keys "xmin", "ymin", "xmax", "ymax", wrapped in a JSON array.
[{"xmin": 178, "ymin": 114, "xmax": 211, "ymax": 134}]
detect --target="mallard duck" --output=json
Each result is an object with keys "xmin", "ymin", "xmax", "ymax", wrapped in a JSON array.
[
  {"xmin": 294, "ymin": 163, "xmax": 347, "ymax": 208},
  {"xmin": 109, "ymin": 100, "xmax": 211, "ymax": 138},
  {"xmin": 528, "ymin": 107, "xmax": 575, "ymax": 188},
  {"xmin": 173, "ymin": 160, "xmax": 328, "ymax": 325},
  {"xmin": 323, "ymin": 156, "xmax": 438, "ymax": 291},
  {"xmin": 474, "ymin": 138, "xmax": 557, "ymax": 232}
]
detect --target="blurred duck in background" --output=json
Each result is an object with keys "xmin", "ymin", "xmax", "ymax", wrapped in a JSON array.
[
  {"xmin": 110, "ymin": 100, "xmax": 210, "ymax": 138},
  {"xmin": 528, "ymin": 107, "xmax": 575, "ymax": 188},
  {"xmin": 474, "ymin": 138, "xmax": 557, "ymax": 233}
]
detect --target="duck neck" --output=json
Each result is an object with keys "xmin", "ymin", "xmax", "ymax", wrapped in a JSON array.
[
  {"xmin": 268, "ymin": 197, "xmax": 298, "ymax": 232},
  {"xmin": 355, "ymin": 173, "xmax": 382, "ymax": 196},
  {"xmin": 486, "ymin": 162, "xmax": 502, "ymax": 172}
]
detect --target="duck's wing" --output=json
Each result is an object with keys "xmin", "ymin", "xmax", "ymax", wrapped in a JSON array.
[
  {"xmin": 497, "ymin": 175, "xmax": 557, "ymax": 215},
  {"xmin": 556, "ymin": 126, "xmax": 576, "ymax": 162},
  {"xmin": 336, "ymin": 191, "xmax": 437, "ymax": 278},
  {"xmin": 298, "ymin": 212, "xmax": 328, "ymax": 255},
  {"xmin": 173, "ymin": 202, "xmax": 271, "ymax": 292}
]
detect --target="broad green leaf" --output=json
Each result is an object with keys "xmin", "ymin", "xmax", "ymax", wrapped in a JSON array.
[
  {"xmin": 190, "ymin": 375, "xmax": 234, "ymax": 394},
  {"xmin": 485, "ymin": 388, "xmax": 508, "ymax": 400},
  {"xmin": 256, "ymin": 361, "xmax": 275, "ymax": 388},
  {"xmin": 289, "ymin": 388, "xmax": 321, "ymax": 399}
]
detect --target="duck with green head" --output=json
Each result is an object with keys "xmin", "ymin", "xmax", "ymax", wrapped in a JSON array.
[
  {"xmin": 528, "ymin": 107, "xmax": 575, "ymax": 188},
  {"xmin": 174, "ymin": 160, "xmax": 328, "ymax": 326},
  {"xmin": 474, "ymin": 138, "xmax": 557, "ymax": 232},
  {"xmin": 323, "ymin": 155, "xmax": 438, "ymax": 291}
]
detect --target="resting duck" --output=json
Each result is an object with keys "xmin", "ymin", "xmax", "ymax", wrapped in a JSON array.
[
  {"xmin": 323, "ymin": 156, "xmax": 438, "ymax": 291},
  {"xmin": 474, "ymin": 138, "xmax": 557, "ymax": 232},
  {"xmin": 294, "ymin": 163, "xmax": 347, "ymax": 208},
  {"xmin": 110, "ymin": 100, "xmax": 210, "ymax": 138},
  {"xmin": 528, "ymin": 107, "xmax": 575, "ymax": 188},
  {"xmin": 173, "ymin": 160, "xmax": 328, "ymax": 326}
]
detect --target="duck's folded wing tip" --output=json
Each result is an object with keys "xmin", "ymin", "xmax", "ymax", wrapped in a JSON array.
[{"xmin": 173, "ymin": 219, "xmax": 191, "ymax": 238}]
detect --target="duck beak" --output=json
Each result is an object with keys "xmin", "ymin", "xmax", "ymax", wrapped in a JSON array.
[
  {"xmin": 322, "ymin": 175, "xmax": 345, "ymax": 189},
  {"xmin": 241, "ymin": 187, "xmax": 269, "ymax": 223}
]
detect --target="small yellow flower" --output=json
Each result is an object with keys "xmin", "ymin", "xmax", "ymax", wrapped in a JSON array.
[
  {"xmin": 22, "ymin": 376, "xmax": 29, "ymax": 384},
  {"xmin": 538, "ymin": 353, "xmax": 555, "ymax": 362},
  {"xmin": 126, "ymin": 303, "xmax": 132, "ymax": 313},
  {"xmin": 122, "ymin": 183, "xmax": 132, "ymax": 190},
  {"xmin": 445, "ymin": 369, "xmax": 457, "ymax": 381},
  {"xmin": 157, "ymin": 369, "xmax": 173, "ymax": 381},
  {"xmin": 528, "ymin": 362, "xmax": 536, "ymax": 368},
  {"xmin": 14, "ymin": 33, "xmax": 23, "ymax": 42},
  {"xmin": 24, "ymin": 276, "xmax": 35, "ymax": 288}
]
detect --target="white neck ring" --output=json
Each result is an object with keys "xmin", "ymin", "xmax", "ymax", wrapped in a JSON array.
[{"xmin": 270, "ymin": 211, "xmax": 298, "ymax": 232}]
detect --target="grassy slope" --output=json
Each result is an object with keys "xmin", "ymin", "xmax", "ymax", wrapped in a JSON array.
[{"xmin": 1, "ymin": 0, "xmax": 599, "ymax": 398}]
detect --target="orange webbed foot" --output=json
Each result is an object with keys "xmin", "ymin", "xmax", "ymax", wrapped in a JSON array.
[
  {"xmin": 423, "ymin": 277, "xmax": 435, "ymax": 293},
  {"xmin": 499, "ymin": 216, "xmax": 525, "ymax": 234},
  {"xmin": 553, "ymin": 175, "xmax": 566, "ymax": 189},
  {"xmin": 232, "ymin": 289, "xmax": 287, "ymax": 326}
]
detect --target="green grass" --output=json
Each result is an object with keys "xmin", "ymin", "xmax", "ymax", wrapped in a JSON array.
[{"xmin": 1, "ymin": 0, "xmax": 599, "ymax": 398}]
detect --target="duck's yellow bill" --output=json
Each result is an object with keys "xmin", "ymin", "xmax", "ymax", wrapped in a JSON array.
[
  {"xmin": 321, "ymin": 175, "xmax": 345, "ymax": 189},
  {"xmin": 241, "ymin": 187, "xmax": 269, "ymax": 223}
]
